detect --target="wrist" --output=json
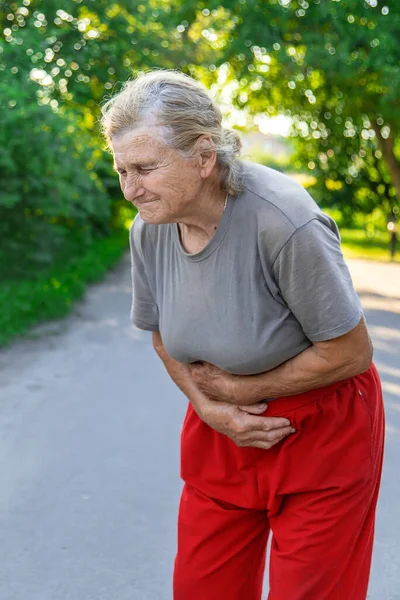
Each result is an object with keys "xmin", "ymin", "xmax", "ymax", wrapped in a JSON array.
[
  {"xmin": 232, "ymin": 373, "xmax": 264, "ymax": 404},
  {"xmin": 228, "ymin": 373, "xmax": 241, "ymax": 404},
  {"xmin": 188, "ymin": 391, "xmax": 212, "ymax": 421}
]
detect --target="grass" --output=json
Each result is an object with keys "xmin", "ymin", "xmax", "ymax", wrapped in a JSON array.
[
  {"xmin": 340, "ymin": 229, "xmax": 400, "ymax": 263},
  {"xmin": 0, "ymin": 227, "xmax": 129, "ymax": 348}
]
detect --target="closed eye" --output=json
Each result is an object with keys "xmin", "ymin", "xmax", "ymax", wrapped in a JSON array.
[{"xmin": 115, "ymin": 168, "xmax": 153, "ymax": 176}]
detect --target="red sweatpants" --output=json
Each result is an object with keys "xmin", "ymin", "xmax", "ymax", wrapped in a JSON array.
[{"xmin": 173, "ymin": 363, "xmax": 385, "ymax": 600}]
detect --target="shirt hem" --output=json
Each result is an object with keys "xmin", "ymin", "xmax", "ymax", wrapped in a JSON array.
[
  {"xmin": 305, "ymin": 308, "xmax": 363, "ymax": 342},
  {"xmin": 132, "ymin": 318, "xmax": 159, "ymax": 332}
]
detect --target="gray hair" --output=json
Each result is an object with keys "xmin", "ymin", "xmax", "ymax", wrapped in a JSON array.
[{"xmin": 100, "ymin": 69, "xmax": 244, "ymax": 196}]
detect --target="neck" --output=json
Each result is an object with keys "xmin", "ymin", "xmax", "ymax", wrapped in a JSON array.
[{"xmin": 178, "ymin": 185, "xmax": 228, "ymax": 241}]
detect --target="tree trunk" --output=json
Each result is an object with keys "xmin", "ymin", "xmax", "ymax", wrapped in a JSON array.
[{"xmin": 372, "ymin": 123, "xmax": 400, "ymax": 203}]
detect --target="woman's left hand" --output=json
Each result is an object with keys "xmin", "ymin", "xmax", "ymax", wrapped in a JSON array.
[{"xmin": 188, "ymin": 361, "xmax": 237, "ymax": 403}]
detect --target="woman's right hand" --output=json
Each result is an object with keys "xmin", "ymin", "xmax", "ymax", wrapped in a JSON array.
[{"xmin": 198, "ymin": 397, "xmax": 295, "ymax": 450}]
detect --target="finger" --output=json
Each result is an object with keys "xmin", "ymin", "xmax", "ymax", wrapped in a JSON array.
[
  {"xmin": 240, "ymin": 426, "xmax": 295, "ymax": 444},
  {"xmin": 245, "ymin": 440, "xmax": 275, "ymax": 450},
  {"xmin": 264, "ymin": 425, "xmax": 295, "ymax": 442},
  {"xmin": 238, "ymin": 402, "xmax": 268, "ymax": 415},
  {"xmin": 240, "ymin": 414, "xmax": 292, "ymax": 431},
  {"xmin": 241, "ymin": 429, "xmax": 295, "ymax": 449},
  {"xmin": 260, "ymin": 416, "xmax": 294, "ymax": 430}
]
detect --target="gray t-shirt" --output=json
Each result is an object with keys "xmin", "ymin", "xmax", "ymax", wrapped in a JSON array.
[{"xmin": 129, "ymin": 160, "xmax": 363, "ymax": 375}]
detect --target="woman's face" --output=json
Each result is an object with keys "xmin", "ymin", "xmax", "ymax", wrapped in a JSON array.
[{"xmin": 111, "ymin": 126, "xmax": 210, "ymax": 224}]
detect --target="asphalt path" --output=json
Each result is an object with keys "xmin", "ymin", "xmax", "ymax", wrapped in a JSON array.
[{"xmin": 0, "ymin": 254, "xmax": 399, "ymax": 600}]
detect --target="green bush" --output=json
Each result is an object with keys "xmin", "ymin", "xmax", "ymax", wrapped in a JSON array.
[
  {"xmin": 0, "ymin": 68, "xmax": 111, "ymax": 279},
  {"xmin": 0, "ymin": 228, "xmax": 128, "ymax": 347}
]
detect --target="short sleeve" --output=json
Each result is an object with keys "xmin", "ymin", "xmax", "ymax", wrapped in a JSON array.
[
  {"xmin": 272, "ymin": 218, "xmax": 363, "ymax": 342},
  {"xmin": 129, "ymin": 219, "xmax": 159, "ymax": 332}
]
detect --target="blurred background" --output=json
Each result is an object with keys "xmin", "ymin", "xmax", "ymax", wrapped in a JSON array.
[
  {"xmin": 0, "ymin": 0, "xmax": 399, "ymax": 346},
  {"xmin": 1, "ymin": 3, "xmax": 400, "ymax": 599}
]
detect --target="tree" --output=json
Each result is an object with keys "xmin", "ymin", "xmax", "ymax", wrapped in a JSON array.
[
  {"xmin": 0, "ymin": 0, "xmax": 194, "ymax": 202},
  {"xmin": 0, "ymin": 43, "xmax": 110, "ymax": 276},
  {"xmin": 2, "ymin": 0, "xmax": 399, "ymax": 222},
  {"xmin": 166, "ymin": 0, "xmax": 400, "ymax": 219}
]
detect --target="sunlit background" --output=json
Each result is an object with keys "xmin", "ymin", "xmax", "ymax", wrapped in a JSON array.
[
  {"xmin": 1, "ymin": 4, "xmax": 400, "ymax": 598},
  {"xmin": 1, "ymin": 0, "xmax": 399, "ymax": 344}
]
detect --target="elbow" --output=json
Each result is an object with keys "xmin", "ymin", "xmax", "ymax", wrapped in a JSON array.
[
  {"xmin": 315, "ymin": 321, "xmax": 374, "ymax": 380},
  {"xmin": 349, "ymin": 322, "xmax": 375, "ymax": 376},
  {"xmin": 356, "ymin": 344, "xmax": 374, "ymax": 375},
  {"xmin": 350, "ymin": 339, "xmax": 374, "ymax": 376},
  {"xmin": 360, "ymin": 332, "xmax": 374, "ymax": 372}
]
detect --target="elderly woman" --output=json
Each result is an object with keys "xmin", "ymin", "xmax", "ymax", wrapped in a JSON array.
[{"xmin": 101, "ymin": 70, "xmax": 384, "ymax": 600}]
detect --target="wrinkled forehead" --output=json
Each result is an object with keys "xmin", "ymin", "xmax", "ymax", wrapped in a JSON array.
[{"xmin": 111, "ymin": 125, "xmax": 169, "ymax": 165}]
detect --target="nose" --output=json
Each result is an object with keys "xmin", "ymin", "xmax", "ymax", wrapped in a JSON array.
[{"xmin": 122, "ymin": 176, "xmax": 146, "ymax": 203}]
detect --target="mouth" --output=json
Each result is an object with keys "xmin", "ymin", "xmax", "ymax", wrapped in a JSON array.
[{"xmin": 135, "ymin": 199, "xmax": 158, "ymax": 207}]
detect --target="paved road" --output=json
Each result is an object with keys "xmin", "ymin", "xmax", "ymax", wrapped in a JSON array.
[{"xmin": 0, "ymin": 254, "xmax": 399, "ymax": 600}]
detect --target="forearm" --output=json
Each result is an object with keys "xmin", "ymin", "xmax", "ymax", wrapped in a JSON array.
[{"xmin": 232, "ymin": 343, "xmax": 371, "ymax": 404}]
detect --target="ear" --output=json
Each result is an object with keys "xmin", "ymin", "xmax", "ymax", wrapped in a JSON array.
[{"xmin": 194, "ymin": 135, "xmax": 217, "ymax": 178}]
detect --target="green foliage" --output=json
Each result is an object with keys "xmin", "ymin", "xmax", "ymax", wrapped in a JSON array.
[
  {"xmin": 3, "ymin": 0, "xmax": 399, "ymax": 223},
  {"xmin": 290, "ymin": 131, "xmax": 397, "ymax": 227},
  {"xmin": 0, "ymin": 54, "xmax": 111, "ymax": 277},
  {"xmin": 0, "ymin": 0, "xmax": 188, "ymax": 112},
  {"xmin": 340, "ymin": 228, "xmax": 399, "ymax": 263},
  {"xmin": 0, "ymin": 227, "xmax": 128, "ymax": 347},
  {"xmin": 1, "ymin": 0, "xmax": 399, "ymax": 345},
  {"xmin": 178, "ymin": 0, "xmax": 400, "ymax": 217}
]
